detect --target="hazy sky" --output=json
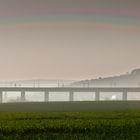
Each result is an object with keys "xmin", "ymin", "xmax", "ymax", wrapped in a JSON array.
[{"xmin": 0, "ymin": 0, "xmax": 140, "ymax": 80}]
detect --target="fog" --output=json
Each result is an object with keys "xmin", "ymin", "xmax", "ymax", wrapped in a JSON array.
[
  {"xmin": 2, "ymin": 68, "xmax": 140, "ymax": 103},
  {"xmin": 0, "ymin": 0, "xmax": 140, "ymax": 102},
  {"xmin": 0, "ymin": 0, "xmax": 140, "ymax": 80}
]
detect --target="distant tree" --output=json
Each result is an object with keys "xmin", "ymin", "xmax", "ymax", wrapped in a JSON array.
[
  {"xmin": 104, "ymin": 97, "xmax": 111, "ymax": 101},
  {"xmin": 8, "ymin": 97, "xmax": 27, "ymax": 103}
]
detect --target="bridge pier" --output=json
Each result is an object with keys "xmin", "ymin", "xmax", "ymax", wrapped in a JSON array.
[
  {"xmin": 95, "ymin": 91, "xmax": 100, "ymax": 101},
  {"xmin": 21, "ymin": 91, "xmax": 26, "ymax": 102},
  {"xmin": 69, "ymin": 91, "xmax": 74, "ymax": 101},
  {"xmin": 0, "ymin": 90, "xmax": 2, "ymax": 103},
  {"xmin": 122, "ymin": 91, "xmax": 128, "ymax": 101},
  {"xmin": 44, "ymin": 91, "xmax": 49, "ymax": 102}
]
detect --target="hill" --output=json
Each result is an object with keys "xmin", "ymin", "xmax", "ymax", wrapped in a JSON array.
[{"xmin": 71, "ymin": 68, "xmax": 140, "ymax": 87}]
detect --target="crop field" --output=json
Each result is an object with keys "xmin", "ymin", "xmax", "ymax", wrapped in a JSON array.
[{"xmin": 0, "ymin": 111, "xmax": 140, "ymax": 140}]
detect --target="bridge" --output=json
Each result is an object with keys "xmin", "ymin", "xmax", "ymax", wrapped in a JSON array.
[{"xmin": 0, "ymin": 87, "xmax": 140, "ymax": 103}]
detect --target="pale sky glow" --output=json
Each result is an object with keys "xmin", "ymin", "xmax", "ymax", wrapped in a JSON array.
[{"xmin": 0, "ymin": 0, "xmax": 140, "ymax": 80}]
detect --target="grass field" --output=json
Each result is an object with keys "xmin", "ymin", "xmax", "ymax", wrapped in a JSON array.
[{"xmin": 0, "ymin": 111, "xmax": 140, "ymax": 139}]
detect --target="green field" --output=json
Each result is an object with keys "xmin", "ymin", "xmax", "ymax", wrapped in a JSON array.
[{"xmin": 0, "ymin": 111, "xmax": 140, "ymax": 140}]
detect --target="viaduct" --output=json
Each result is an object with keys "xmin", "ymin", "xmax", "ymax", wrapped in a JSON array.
[{"xmin": 0, "ymin": 87, "xmax": 140, "ymax": 103}]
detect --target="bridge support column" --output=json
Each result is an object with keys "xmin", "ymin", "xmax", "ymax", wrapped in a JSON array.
[
  {"xmin": 21, "ymin": 91, "xmax": 26, "ymax": 102},
  {"xmin": 122, "ymin": 91, "xmax": 127, "ymax": 101},
  {"xmin": 44, "ymin": 91, "xmax": 49, "ymax": 102},
  {"xmin": 95, "ymin": 91, "xmax": 100, "ymax": 101},
  {"xmin": 0, "ymin": 90, "xmax": 3, "ymax": 103},
  {"xmin": 69, "ymin": 91, "xmax": 74, "ymax": 101}
]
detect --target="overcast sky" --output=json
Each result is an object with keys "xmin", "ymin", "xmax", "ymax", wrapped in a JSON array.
[{"xmin": 0, "ymin": 0, "xmax": 140, "ymax": 80}]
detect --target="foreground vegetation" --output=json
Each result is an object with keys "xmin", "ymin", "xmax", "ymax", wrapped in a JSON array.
[{"xmin": 0, "ymin": 111, "xmax": 140, "ymax": 139}]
